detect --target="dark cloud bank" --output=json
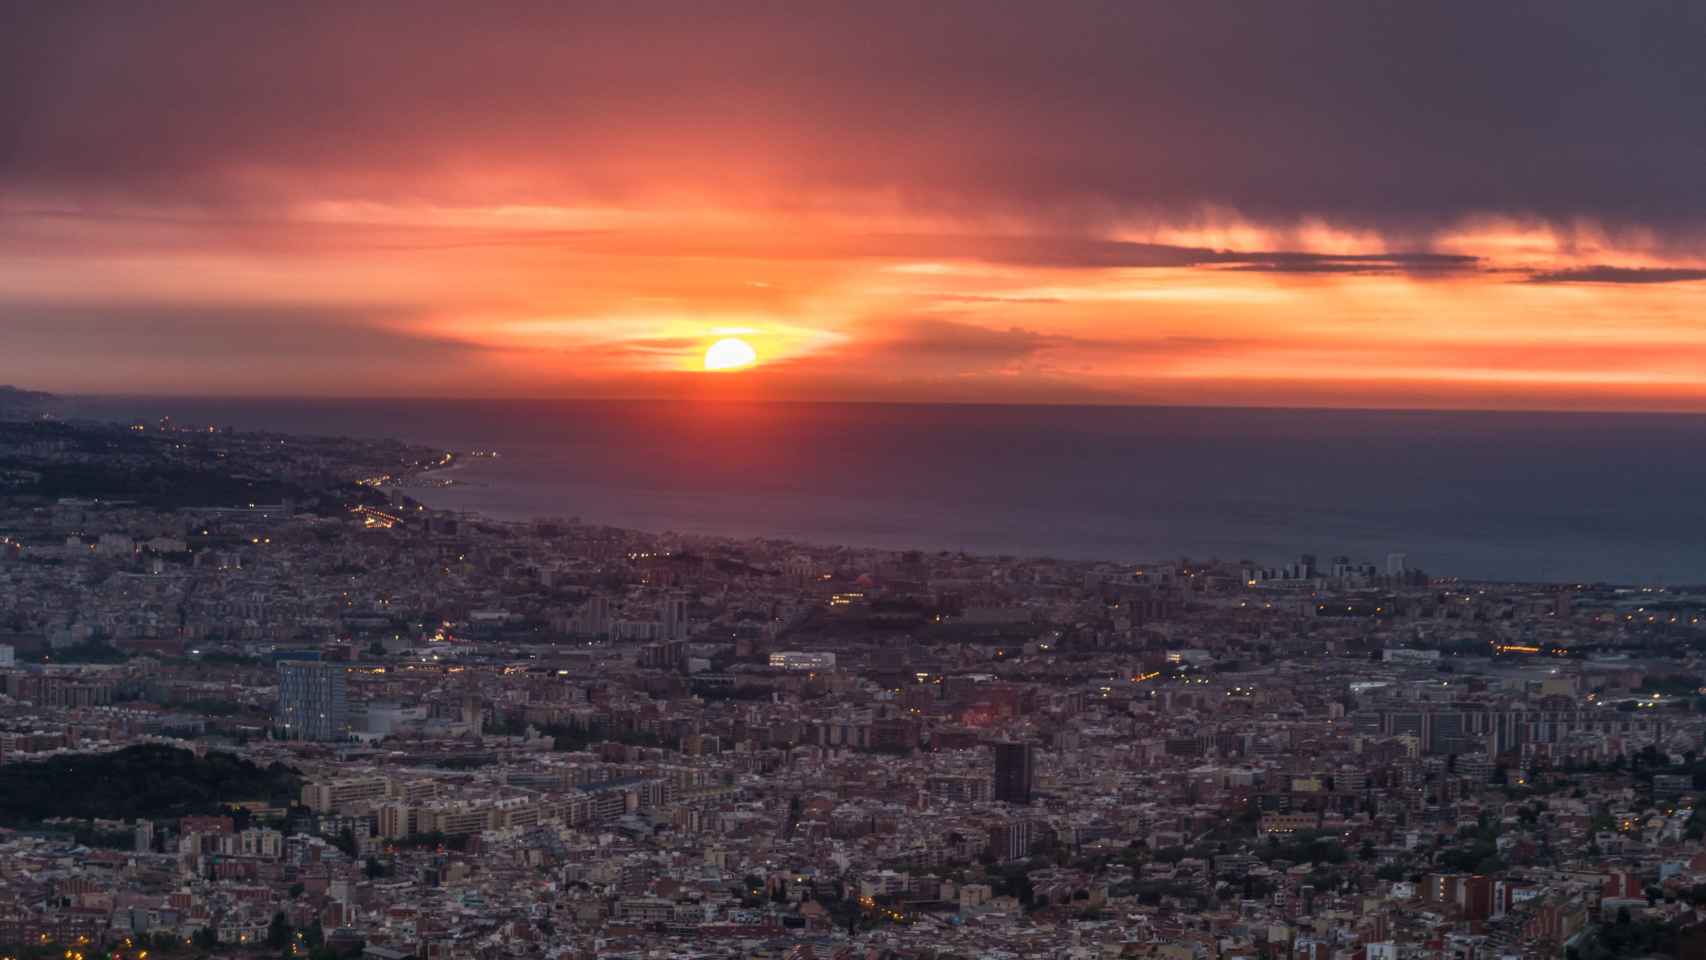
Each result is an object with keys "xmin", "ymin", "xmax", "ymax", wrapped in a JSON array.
[{"xmin": 4, "ymin": 1, "xmax": 1706, "ymax": 243}]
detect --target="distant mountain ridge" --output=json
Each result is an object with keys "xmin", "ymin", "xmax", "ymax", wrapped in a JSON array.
[{"xmin": 0, "ymin": 386, "xmax": 60, "ymax": 420}]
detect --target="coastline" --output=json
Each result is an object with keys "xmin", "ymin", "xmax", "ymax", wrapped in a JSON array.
[{"xmin": 46, "ymin": 396, "xmax": 1706, "ymax": 585}]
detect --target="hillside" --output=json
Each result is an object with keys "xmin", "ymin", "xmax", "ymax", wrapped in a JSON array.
[{"xmin": 0, "ymin": 386, "xmax": 59, "ymax": 421}]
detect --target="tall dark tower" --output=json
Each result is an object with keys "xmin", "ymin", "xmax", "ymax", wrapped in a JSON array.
[{"xmin": 992, "ymin": 741, "xmax": 1035, "ymax": 805}]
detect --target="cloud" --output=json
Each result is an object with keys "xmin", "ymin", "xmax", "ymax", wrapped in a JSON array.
[
  {"xmin": 0, "ymin": 301, "xmax": 482, "ymax": 393},
  {"xmin": 1526, "ymin": 266, "xmax": 1706, "ymax": 284},
  {"xmin": 799, "ymin": 318, "xmax": 1272, "ymax": 381},
  {"xmin": 6, "ymin": 3, "xmax": 1706, "ymax": 238},
  {"xmin": 885, "ymin": 238, "xmax": 1483, "ymax": 275},
  {"xmin": 927, "ymin": 295, "xmax": 1068, "ymax": 305},
  {"xmin": 5, "ymin": 4, "xmax": 1706, "ymax": 407},
  {"xmin": 818, "ymin": 318, "xmax": 1070, "ymax": 370},
  {"xmin": 0, "ymin": 208, "xmax": 1485, "ymax": 278},
  {"xmin": 1213, "ymin": 252, "xmax": 1481, "ymax": 276}
]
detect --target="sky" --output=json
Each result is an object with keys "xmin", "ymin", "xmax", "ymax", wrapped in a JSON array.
[{"xmin": 5, "ymin": 2, "xmax": 1706, "ymax": 409}]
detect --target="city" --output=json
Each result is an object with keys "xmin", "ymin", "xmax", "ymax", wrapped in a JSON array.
[
  {"xmin": 7, "ymin": 4, "xmax": 1706, "ymax": 958},
  {"xmin": 0, "ymin": 412, "xmax": 1700, "ymax": 959}
]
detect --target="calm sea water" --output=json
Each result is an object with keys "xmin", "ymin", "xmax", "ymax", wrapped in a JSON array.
[{"xmin": 64, "ymin": 397, "xmax": 1706, "ymax": 584}]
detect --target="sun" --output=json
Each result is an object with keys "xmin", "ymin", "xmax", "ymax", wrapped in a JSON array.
[{"xmin": 703, "ymin": 337, "xmax": 758, "ymax": 371}]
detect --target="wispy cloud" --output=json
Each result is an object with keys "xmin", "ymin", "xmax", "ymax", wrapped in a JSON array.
[{"xmin": 1526, "ymin": 266, "xmax": 1706, "ymax": 285}]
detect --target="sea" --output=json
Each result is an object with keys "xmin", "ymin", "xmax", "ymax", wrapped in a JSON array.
[{"xmin": 60, "ymin": 397, "xmax": 1706, "ymax": 585}]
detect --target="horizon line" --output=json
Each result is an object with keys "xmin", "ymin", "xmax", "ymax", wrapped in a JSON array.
[{"xmin": 53, "ymin": 390, "xmax": 1706, "ymax": 419}]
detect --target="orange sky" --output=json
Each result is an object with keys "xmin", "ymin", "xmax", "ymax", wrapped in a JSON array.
[
  {"xmin": 6, "ymin": 200, "xmax": 1706, "ymax": 410},
  {"xmin": 6, "ymin": 4, "xmax": 1706, "ymax": 410}
]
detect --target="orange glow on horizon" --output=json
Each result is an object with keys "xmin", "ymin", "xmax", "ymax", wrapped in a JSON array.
[{"xmin": 5, "ymin": 195, "xmax": 1706, "ymax": 409}]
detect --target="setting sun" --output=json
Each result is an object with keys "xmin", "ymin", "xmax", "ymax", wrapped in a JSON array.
[{"xmin": 704, "ymin": 337, "xmax": 758, "ymax": 371}]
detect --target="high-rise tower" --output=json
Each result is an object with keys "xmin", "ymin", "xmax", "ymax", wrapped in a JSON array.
[
  {"xmin": 276, "ymin": 658, "xmax": 349, "ymax": 741},
  {"xmin": 992, "ymin": 741, "xmax": 1035, "ymax": 805}
]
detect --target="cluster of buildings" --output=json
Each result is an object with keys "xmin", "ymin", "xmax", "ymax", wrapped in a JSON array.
[{"xmin": 1, "ymin": 416, "xmax": 1705, "ymax": 958}]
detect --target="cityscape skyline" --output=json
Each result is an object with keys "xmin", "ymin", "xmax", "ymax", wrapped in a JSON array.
[
  {"xmin": 0, "ymin": 412, "xmax": 1700, "ymax": 960},
  {"xmin": 3, "ymin": 5, "xmax": 1706, "ymax": 959}
]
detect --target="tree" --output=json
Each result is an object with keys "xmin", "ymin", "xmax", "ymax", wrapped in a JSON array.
[
  {"xmin": 740, "ymin": 874, "xmax": 766, "ymax": 907},
  {"xmin": 1475, "ymin": 853, "xmax": 1507, "ymax": 875},
  {"xmin": 192, "ymin": 927, "xmax": 218, "ymax": 949},
  {"xmin": 1013, "ymin": 871, "xmax": 1035, "ymax": 909},
  {"xmin": 1153, "ymin": 846, "xmax": 1187, "ymax": 864},
  {"xmin": 1589, "ymin": 806, "xmax": 1616, "ymax": 834},
  {"xmin": 333, "ymin": 826, "xmax": 358, "ymax": 858},
  {"xmin": 267, "ymin": 912, "xmax": 291, "ymax": 948},
  {"xmin": 0, "ymin": 743, "xmax": 301, "ymax": 824}
]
